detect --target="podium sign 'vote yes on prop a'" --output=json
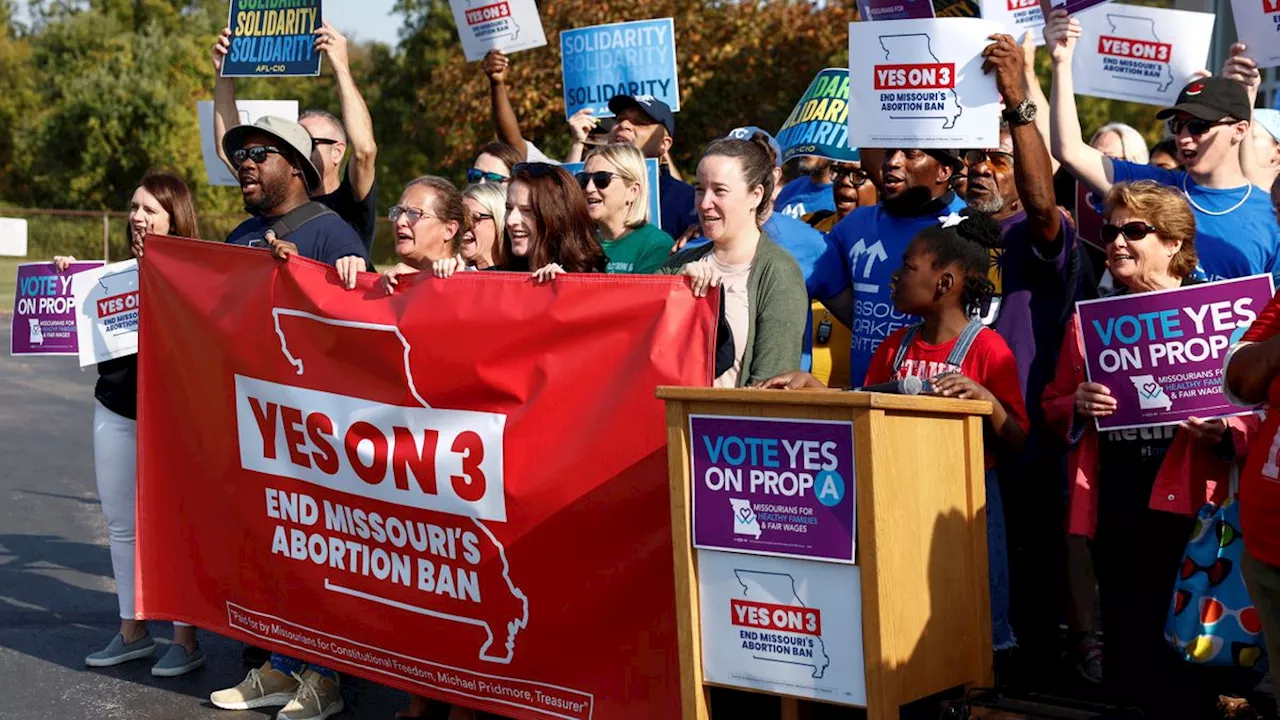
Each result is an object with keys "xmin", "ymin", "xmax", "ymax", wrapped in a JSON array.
[{"xmin": 658, "ymin": 387, "xmax": 996, "ymax": 719}]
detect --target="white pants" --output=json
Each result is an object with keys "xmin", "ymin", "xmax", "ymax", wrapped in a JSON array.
[{"xmin": 92, "ymin": 401, "xmax": 188, "ymax": 627}]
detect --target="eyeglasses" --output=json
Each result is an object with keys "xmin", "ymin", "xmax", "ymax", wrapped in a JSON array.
[
  {"xmin": 311, "ymin": 138, "xmax": 340, "ymax": 148},
  {"xmin": 1100, "ymin": 221, "xmax": 1158, "ymax": 243},
  {"xmin": 231, "ymin": 145, "xmax": 284, "ymax": 167},
  {"xmin": 831, "ymin": 166, "xmax": 869, "ymax": 186},
  {"xmin": 467, "ymin": 168, "xmax": 509, "ymax": 184},
  {"xmin": 470, "ymin": 212, "xmax": 493, "ymax": 225},
  {"xmin": 1167, "ymin": 117, "xmax": 1233, "ymax": 137},
  {"xmin": 388, "ymin": 205, "xmax": 437, "ymax": 224},
  {"xmin": 575, "ymin": 171, "xmax": 620, "ymax": 190},
  {"xmin": 963, "ymin": 149, "xmax": 1015, "ymax": 169}
]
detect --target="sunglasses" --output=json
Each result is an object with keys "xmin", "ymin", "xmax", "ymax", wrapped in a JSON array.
[
  {"xmin": 575, "ymin": 171, "xmax": 620, "ymax": 190},
  {"xmin": 388, "ymin": 205, "xmax": 437, "ymax": 224},
  {"xmin": 467, "ymin": 168, "xmax": 509, "ymax": 184},
  {"xmin": 511, "ymin": 162, "xmax": 559, "ymax": 178},
  {"xmin": 231, "ymin": 145, "xmax": 284, "ymax": 167},
  {"xmin": 1167, "ymin": 117, "xmax": 1233, "ymax": 137},
  {"xmin": 831, "ymin": 167, "xmax": 869, "ymax": 185},
  {"xmin": 1100, "ymin": 221, "xmax": 1158, "ymax": 243},
  {"xmin": 470, "ymin": 212, "xmax": 493, "ymax": 225},
  {"xmin": 311, "ymin": 138, "xmax": 340, "ymax": 148},
  {"xmin": 963, "ymin": 149, "xmax": 1014, "ymax": 169}
]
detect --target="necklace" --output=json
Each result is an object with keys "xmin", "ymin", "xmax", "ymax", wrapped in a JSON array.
[{"xmin": 1181, "ymin": 174, "xmax": 1252, "ymax": 216}]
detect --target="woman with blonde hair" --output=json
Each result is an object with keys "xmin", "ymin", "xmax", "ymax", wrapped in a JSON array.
[
  {"xmin": 459, "ymin": 182, "xmax": 507, "ymax": 270},
  {"xmin": 580, "ymin": 143, "xmax": 672, "ymax": 274},
  {"xmin": 1089, "ymin": 122, "xmax": 1151, "ymax": 164}
]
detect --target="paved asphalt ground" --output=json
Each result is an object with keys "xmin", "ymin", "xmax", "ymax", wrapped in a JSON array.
[{"xmin": 0, "ymin": 322, "xmax": 409, "ymax": 720}]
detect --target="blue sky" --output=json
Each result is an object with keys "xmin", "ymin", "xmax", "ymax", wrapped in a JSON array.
[
  {"xmin": 324, "ymin": 0, "xmax": 404, "ymax": 47},
  {"xmin": 13, "ymin": 0, "xmax": 406, "ymax": 48}
]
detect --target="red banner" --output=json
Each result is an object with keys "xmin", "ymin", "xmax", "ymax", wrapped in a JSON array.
[{"xmin": 135, "ymin": 236, "xmax": 715, "ymax": 719}]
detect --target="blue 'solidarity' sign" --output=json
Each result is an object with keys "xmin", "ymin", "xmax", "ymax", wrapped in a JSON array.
[
  {"xmin": 560, "ymin": 19, "xmax": 679, "ymax": 120},
  {"xmin": 222, "ymin": 0, "xmax": 323, "ymax": 78}
]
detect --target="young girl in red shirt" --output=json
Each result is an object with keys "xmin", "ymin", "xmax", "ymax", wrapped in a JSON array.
[{"xmin": 764, "ymin": 209, "xmax": 1028, "ymax": 652}]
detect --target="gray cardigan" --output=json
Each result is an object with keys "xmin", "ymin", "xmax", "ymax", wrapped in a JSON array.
[{"xmin": 661, "ymin": 231, "xmax": 808, "ymax": 386}]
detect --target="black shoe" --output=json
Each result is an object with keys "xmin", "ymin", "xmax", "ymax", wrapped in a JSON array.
[{"xmin": 241, "ymin": 644, "xmax": 270, "ymax": 667}]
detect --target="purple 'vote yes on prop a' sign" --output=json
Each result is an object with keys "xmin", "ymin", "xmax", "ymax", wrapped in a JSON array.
[
  {"xmin": 690, "ymin": 415, "xmax": 856, "ymax": 564},
  {"xmin": 1077, "ymin": 275, "xmax": 1275, "ymax": 431},
  {"xmin": 10, "ymin": 261, "xmax": 104, "ymax": 356}
]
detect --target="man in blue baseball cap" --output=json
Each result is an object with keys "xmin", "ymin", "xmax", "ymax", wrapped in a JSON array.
[{"xmin": 568, "ymin": 94, "xmax": 695, "ymax": 238}]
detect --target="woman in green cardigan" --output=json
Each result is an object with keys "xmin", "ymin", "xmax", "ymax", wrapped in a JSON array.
[{"xmin": 661, "ymin": 132, "xmax": 809, "ymax": 387}]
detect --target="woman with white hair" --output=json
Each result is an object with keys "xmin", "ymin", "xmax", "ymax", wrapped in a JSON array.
[
  {"xmin": 579, "ymin": 143, "xmax": 673, "ymax": 274},
  {"xmin": 1089, "ymin": 122, "xmax": 1150, "ymax": 164}
]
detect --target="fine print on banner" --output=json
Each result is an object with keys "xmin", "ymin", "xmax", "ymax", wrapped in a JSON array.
[
  {"xmin": 198, "ymin": 100, "xmax": 299, "ymax": 187},
  {"xmin": 776, "ymin": 69, "xmax": 860, "ymax": 165},
  {"xmin": 980, "ymin": 0, "xmax": 1046, "ymax": 46},
  {"xmin": 1076, "ymin": 274, "xmax": 1275, "ymax": 432},
  {"xmin": 450, "ymin": 0, "xmax": 547, "ymax": 63},
  {"xmin": 849, "ymin": 17, "xmax": 1002, "ymax": 150},
  {"xmin": 10, "ymin": 261, "xmax": 104, "ymax": 357},
  {"xmin": 1069, "ymin": 3, "xmax": 1215, "ymax": 107},
  {"xmin": 857, "ymin": 0, "xmax": 936, "ymax": 22},
  {"xmin": 562, "ymin": 159, "xmax": 662, "ymax": 230},
  {"xmin": 690, "ymin": 415, "xmax": 857, "ymax": 564},
  {"xmin": 71, "ymin": 259, "xmax": 139, "ymax": 368},
  {"xmin": 560, "ymin": 19, "xmax": 678, "ymax": 120},
  {"xmin": 697, "ymin": 550, "xmax": 867, "ymax": 706},
  {"xmin": 222, "ymin": 0, "xmax": 322, "ymax": 78},
  {"xmin": 1231, "ymin": 0, "xmax": 1280, "ymax": 70}
]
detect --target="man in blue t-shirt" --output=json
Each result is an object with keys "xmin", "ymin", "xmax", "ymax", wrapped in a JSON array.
[
  {"xmin": 775, "ymin": 157, "xmax": 838, "ymax": 219},
  {"xmin": 1048, "ymin": 23, "xmax": 1279, "ymax": 283},
  {"xmin": 222, "ymin": 117, "xmax": 370, "ymax": 271},
  {"xmin": 810, "ymin": 149, "xmax": 967, "ymax": 384}
]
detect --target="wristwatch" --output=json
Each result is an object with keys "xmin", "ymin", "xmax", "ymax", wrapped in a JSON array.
[{"xmin": 1002, "ymin": 99, "xmax": 1037, "ymax": 127}]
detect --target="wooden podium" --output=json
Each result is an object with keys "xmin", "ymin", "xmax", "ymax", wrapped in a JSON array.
[{"xmin": 657, "ymin": 388, "xmax": 995, "ymax": 720}]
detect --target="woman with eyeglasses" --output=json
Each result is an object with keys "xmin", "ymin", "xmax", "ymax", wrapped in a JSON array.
[
  {"xmin": 802, "ymin": 161, "xmax": 877, "ymax": 233},
  {"xmin": 580, "ymin": 143, "xmax": 672, "ymax": 274},
  {"xmin": 468, "ymin": 141, "xmax": 523, "ymax": 185},
  {"xmin": 379, "ymin": 176, "xmax": 470, "ymax": 292},
  {"xmin": 52, "ymin": 171, "xmax": 206, "ymax": 677},
  {"xmin": 459, "ymin": 182, "xmax": 507, "ymax": 269},
  {"xmin": 1042, "ymin": 181, "xmax": 1256, "ymax": 715},
  {"xmin": 661, "ymin": 133, "xmax": 808, "ymax": 387}
]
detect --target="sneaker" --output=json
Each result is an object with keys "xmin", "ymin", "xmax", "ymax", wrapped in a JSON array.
[
  {"xmin": 85, "ymin": 633, "xmax": 156, "ymax": 667},
  {"xmin": 277, "ymin": 669, "xmax": 344, "ymax": 720},
  {"xmin": 210, "ymin": 662, "xmax": 300, "ymax": 710},
  {"xmin": 1075, "ymin": 635, "xmax": 1103, "ymax": 685},
  {"xmin": 151, "ymin": 644, "xmax": 205, "ymax": 677}
]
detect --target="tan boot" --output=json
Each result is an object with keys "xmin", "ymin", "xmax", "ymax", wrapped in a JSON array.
[
  {"xmin": 209, "ymin": 661, "xmax": 300, "ymax": 710},
  {"xmin": 276, "ymin": 669, "xmax": 344, "ymax": 720}
]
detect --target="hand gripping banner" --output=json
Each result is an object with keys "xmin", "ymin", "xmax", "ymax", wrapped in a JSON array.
[{"xmin": 135, "ymin": 236, "xmax": 715, "ymax": 719}]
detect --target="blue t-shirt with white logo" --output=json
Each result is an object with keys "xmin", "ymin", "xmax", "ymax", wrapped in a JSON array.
[
  {"xmin": 810, "ymin": 193, "xmax": 968, "ymax": 384},
  {"xmin": 1112, "ymin": 161, "xmax": 1280, "ymax": 282},
  {"xmin": 775, "ymin": 176, "xmax": 836, "ymax": 220}
]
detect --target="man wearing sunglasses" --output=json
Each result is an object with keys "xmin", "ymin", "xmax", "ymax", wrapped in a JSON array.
[
  {"xmin": 1045, "ymin": 10, "xmax": 1280, "ymax": 285},
  {"xmin": 222, "ymin": 117, "xmax": 370, "ymax": 281},
  {"xmin": 212, "ymin": 22, "xmax": 379, "ymax": 253}
]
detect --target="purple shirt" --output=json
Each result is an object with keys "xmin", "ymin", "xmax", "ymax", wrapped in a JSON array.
[{"xmin": 984, "ymin": 209, "xmax": 1080, "ymax": 446}]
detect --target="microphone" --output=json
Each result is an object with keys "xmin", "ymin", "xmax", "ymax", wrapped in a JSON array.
[{"xmin": 855, "ymin": 376, "xmax": 925, "ymax": 396}]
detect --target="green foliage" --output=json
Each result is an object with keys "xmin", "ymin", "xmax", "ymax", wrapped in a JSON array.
[{"xmin": 0, "ymin": 0, "xmax": 1179, "ymax": 260}]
